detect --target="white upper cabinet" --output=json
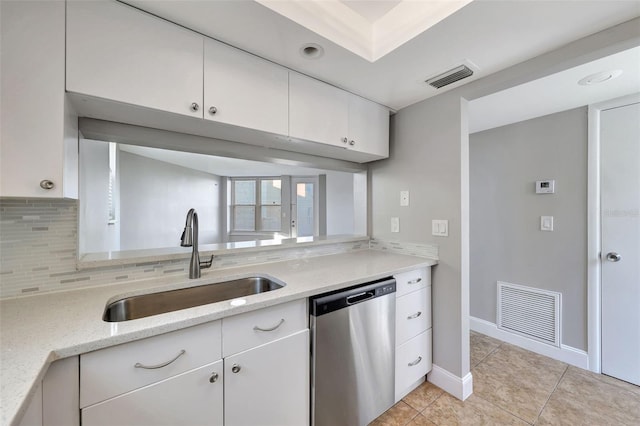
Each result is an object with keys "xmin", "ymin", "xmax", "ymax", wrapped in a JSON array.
[
  {"xmin": 348, "ymin": 94, "xmax": 390, "ymax": 158},
  {"xmin": 204, "ymin": 39, "xmax": 288, "ymax": 135},
  {"xmin": 289, "ymin": 72, "xmax": 389, "ymax": 159},
  {"xmin": 66, "ymin": 1, "xmax": 203, "ymax": 118},
  {"xmin": 0, "ymin": 0, "xmax": 77, "ymax": 199},
  {"xmin": 289, "ymin": 72, "xmax": 350, "ymax": 148}
]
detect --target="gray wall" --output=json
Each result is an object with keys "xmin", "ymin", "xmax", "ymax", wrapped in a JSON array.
[
  {"xmin": 326, "ymin": 171, "xmax": 355, "ymax": 235},
  {"xmin": 119, "ymin": 151, "xmax": 221, "ymax": 250},
  {"xmin": 368, "ymin": 18, "xmax": 638, "ymax": 379},
  {"xmin": 470, "ymin": 107, "xmax": 588, "ymax": 350},
  {"xmin": 370, "ymin": 92, "xmax": 469, "ymax": 377}
]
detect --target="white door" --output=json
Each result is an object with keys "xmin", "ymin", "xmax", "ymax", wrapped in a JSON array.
[
  {"xmin": 601, "ymin": 101, "xmax": 640, "ymax": 386},
  {"xmin": 82, "ymin": 361, "xmax": 224, "ymax": 426},
  {"xmin": 224, "ymin": 330, "xmax": 310, "ymax": 426},
  {"xmin": 291, "ymin": 178, "xmax": 318, "ymax": 238}
]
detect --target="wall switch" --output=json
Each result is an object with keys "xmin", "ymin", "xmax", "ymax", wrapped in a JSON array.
[
  {"xmin": 541, "ymin": 216, "xmax": 554, "ymax": 231},
  {"xmin": 391, "ymin": 217, "xmax": 400, "ymax": 233},
  {"xmin": 400, "ymin": 191, "xmax": 410, "ymax": 206},
  {"xmin": 431, "ymin": 219, "xmax": 448, "ymax": 237}
]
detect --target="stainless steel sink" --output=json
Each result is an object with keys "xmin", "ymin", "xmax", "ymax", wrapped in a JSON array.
[{"xmin": 103, "ymin": 276, "xmax": 285, "ymax": 322}]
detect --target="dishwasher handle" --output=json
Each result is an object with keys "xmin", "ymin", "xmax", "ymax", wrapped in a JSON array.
[{"xmin": 346, "ymin": 291, "xmax": 375, "ymax": 305}]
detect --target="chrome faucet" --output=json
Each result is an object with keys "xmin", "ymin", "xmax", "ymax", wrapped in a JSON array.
[{"xmin": 180, "ymin": 208, "xmax": 213, "ymax": 279}]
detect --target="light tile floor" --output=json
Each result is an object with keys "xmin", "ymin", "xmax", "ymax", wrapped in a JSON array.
[{"xmin": 371, "ymin": 331, "xmax": 640, "ymax": 425}]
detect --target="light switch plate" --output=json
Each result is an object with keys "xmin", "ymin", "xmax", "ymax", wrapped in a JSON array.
[
  {"xmin": 431, "ymin": 219, "xmax": 448, "ymax": 237},
  {"xmin": 400, "ymin": 191, "xmax": 410, "ymax": 206},
  {"xmin": 536, "ymin": 180, "xmax": 555, "ymax": 194},
  {"xmin": 541, "ymin": 216, "xmax": 554, "ymax": 231},
  {"xmin": 391, "ymin": 217, "xmax": 400, "ymax": 233}
]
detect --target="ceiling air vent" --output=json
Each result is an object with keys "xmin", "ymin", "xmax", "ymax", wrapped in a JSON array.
[{"xmin": 426, "ymin": 64, "xmax": 474, "ymax": 89}]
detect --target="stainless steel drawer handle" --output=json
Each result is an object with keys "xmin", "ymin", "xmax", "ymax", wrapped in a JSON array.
[
  {"xmin": 253, "ymin": 318, "xmax": 285, "ymax": 332},
  {"xmin": 407, "ymin": 278, "xmax": 422, "ymax": 285},
  {"xmin": 209, "ymin": 372, "xmax": 219, "ymax": 383},
  {"xmin": 408, "ymin": 356, "xmax": 422, "ymax": 367},
  {"xmin": 407, "ymin": 311, "xmax": 422, "ymax": 320},
  {"xmin": 134, "ymin": 349, "xmax": 186, "ymax": 369}
]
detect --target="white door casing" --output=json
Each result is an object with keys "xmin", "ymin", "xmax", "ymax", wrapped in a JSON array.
[{"xmin": 600, "ymin": 100, "xmax": 640, "ymax": 386}]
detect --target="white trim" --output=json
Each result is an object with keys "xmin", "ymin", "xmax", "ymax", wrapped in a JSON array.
[
  {"xmin": 427, "ymin": 365, "xmax": 473, "ymax": 401},
  {"xmin": 470, "ymin": 316, "xmax": 588, "ymax": 369},
  {"xmin": 587, "ymin": 93, "xmax": 640, "ymax": 374}
]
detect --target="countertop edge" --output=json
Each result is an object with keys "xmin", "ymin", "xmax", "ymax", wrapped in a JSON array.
[{"xmin": 2, "ymin": 252, "xmax": 437, "ymax": 426}]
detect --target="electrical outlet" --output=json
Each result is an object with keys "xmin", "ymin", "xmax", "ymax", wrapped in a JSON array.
[
  {"xmin": 400, "ymin": 191, "xmax": 409, "ymax": 206},
  {"xmin": 391, "ymin": 217, "xmax": 400, "ymax": 233}
]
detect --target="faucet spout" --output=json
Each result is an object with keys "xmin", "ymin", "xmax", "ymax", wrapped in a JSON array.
[{"xmin": 180, "ymin": 208, "xmax": 213, "ymax": 279}]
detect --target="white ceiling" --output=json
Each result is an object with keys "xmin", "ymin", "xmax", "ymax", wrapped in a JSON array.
[
  {"xmin": 341, "ymin": 1, "xmax": 401, "ymax": 22},
  {"xmin": 469, "ymin": 46, "xmax": 640, "ymax": 133},
  {"xmin": 124, "ymin": 0, "xmax": 640, "ymax": 111}
]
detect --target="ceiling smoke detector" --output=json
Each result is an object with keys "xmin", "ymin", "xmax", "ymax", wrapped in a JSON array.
[
  {"xmin": 426, "ymin": 64, "xmax": 474, "ymax": 89},
  {"xmin": 300, "ymin": 43, "xmax": 324, "ymax": 59},
  {"xmin": 578, "ymin": 70, "xmax": 623, "ymax": 86}
]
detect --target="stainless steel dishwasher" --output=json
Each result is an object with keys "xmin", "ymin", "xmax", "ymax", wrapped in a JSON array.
[{"xmin": 310, "ymin": 277, "xmax": 396, "ymax": 426}]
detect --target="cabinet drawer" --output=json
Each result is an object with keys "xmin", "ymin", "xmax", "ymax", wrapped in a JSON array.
[
  {"xmin": 394, "ymin": 268, "xmax": 430, "ymax": 297},
  {"xmin": 222, "ymin": 300, "xmax": 307, "ymax": 357},
  {"xmin": 395, "ymin": 329, "xmax": 432, "ymax": 401},
  {"xmin": 81, "ymin": 320, "xmax": 221, "ymax": 408},
  {"xmin": 82, "ymin": 360, "xmax": 223, "ymax": 426},
  {"xmin": 396, "ymin": 287, "xmax": 431, "ymax": 346}
]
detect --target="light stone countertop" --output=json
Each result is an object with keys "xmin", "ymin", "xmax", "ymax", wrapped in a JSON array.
[{"xmin": 0, "ymin": 249, "xmax": 437, "ymax": 426}]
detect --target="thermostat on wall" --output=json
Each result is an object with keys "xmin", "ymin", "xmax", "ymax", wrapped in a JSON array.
[{"xmin": 536, "ymin": 180, "xmax": 555, "ymax": 194}]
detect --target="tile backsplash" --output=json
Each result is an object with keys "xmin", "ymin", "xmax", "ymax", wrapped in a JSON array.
[
  {"xmin": 369, "ymin": 238, "xmax": 439, "ymax": 258},
  {"xmin": 0, "ymin": 199, "xmax": 367, "ymax": 299}
]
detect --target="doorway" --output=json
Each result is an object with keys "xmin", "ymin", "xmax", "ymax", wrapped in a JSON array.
[
  {"xmin": 290, "ymin": 177, "xmax": 319, "ymax": 238},
  {"xmin": 598, "ymin": 99, "xmax": 640, "ymax": 385}
]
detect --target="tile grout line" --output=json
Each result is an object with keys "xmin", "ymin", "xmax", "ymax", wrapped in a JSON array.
[
  {"xmin": 472, "ymin": 393, "xmax": 535, "ymax": 425},
  {"xmin": 533, "ymin": 364, "xmax": 569, "ymax": 425}
]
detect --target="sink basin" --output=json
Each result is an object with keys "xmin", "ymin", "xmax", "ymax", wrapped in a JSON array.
[{"xmin": 103, "ymin": 276, "xmax": 285, "ymax": 322}]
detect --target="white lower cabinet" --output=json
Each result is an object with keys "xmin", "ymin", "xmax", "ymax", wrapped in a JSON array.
[
  {"xmin": 225, "ymin": 330, "xmax": 310, "ymax": 426},
  {"xmin": 79, "ymin": 301, "xmax": 309, "ymax": 426},
  {"xmin": 394, "ymin": 267, "xmax": 433, "ymax": 402},
  {"xmin": 82, "ymin": 361, "xmax": 224, "ymax": 426}
]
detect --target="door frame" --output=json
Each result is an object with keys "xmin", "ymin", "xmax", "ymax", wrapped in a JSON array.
[{"xmin": 587, "ymin": 92, "xmax": 640, "ymax": 374}]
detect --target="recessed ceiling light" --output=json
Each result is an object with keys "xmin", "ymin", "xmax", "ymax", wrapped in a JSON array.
[
  {"xmin": 578, "ymin": 70, "xmax": 623, "ymax": 86},
  {"xmin": 300, "ymin": 43, "xmax": 324, "ymax": 59}
]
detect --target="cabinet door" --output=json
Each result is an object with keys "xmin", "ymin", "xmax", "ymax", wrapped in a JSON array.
[
  {"xmin": 289, "ymin": 73, "xmax": 349, "ymax": 148},
  {"xmin": 66, "ymin": 1, "xmax": 203, "ymax": 118},
  {"xmin": 225, "ymin": 330, "xmax": 309, "ymax": 426},
  {"xmin": 204, "ymin": 39, "xmax": 288, "ymax": 135},
  {"xmin": 82, "ymin": 361, "xmax": 223, "ymax": 426},
  {"xmin": 1, "ymin": 0, "xmax": 77, "ymax": 199},
  {"xmin": 348, "ymin": 94, "xmax": 389, "ymax": 157}
]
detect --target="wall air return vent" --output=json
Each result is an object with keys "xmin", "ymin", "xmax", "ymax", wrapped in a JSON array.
[
  {"xmin": 497, "ymin": 281, "xmax": 561, "ymax": 347},
  {"xmin": 426, "ymin": 64, "xmax": 474, "ymax": 89}
]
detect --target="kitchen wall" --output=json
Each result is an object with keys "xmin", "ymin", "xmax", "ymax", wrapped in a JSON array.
[
  {"xmin": 470, "ymin": 107, "xmax": 588, "ymax": 350},
  {"xmin": 119, "ymin": 151, "xmax": 221, "ymax": 250},
  {"xmin": 0, "ymin": 198, "xmax": 368, "ymax": 299},
  {"xmin": 370, "ymin": 92, "xmax": 469, "ymax": 379}
]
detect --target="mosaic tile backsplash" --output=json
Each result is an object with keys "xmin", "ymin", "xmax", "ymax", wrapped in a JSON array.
[
  {"xmin": 0, "ymin": 199, "xmax": 370, "ymax": 299},
  {"xmin": 0, "ymin": 199, "xmax": 438, "ymax": 299}
]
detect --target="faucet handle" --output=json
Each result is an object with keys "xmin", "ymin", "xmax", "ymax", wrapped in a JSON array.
[{"xmin": 200, "ymin": 255, "xmax": 214, "ymax": 269}]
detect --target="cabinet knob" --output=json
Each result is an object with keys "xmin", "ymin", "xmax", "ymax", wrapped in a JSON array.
[
  {"xmin": 209, "ymin": 106, "xmax": 217, "ymax": 115},
  {"xmin": 209, "ymin": 372, "xmax": 219, "ymax": 383},
  {"xmin": 40, "ymin": 180, "xmax": 55, "ymax": 190},
  {"xmin": 190, "ymin": 102, "xmax": 200, "ymax": 112},
  {"xmin": 231, "ymin": 364, "xmax": 241, "ymax": 374},
  {"xmin": 349, "ymin": 140, "xmax": 355, "ymax": 146},
  {"xmin": 341, "ymin": 137, "xmax": 348, "ymax": 144}
]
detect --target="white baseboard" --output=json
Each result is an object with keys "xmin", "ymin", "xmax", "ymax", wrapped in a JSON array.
[
  {"xmin": 427, "ymin": 365, "xmax": 473, "ymax": 401},
  {"xmin": 470, "ymin": 316, "xmax": 588, "ymax": 369}
]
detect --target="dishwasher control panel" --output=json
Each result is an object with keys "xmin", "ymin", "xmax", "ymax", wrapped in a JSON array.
[{"xmin": 376, "ymin": 283, "xmax": 396, "ymax": 297}]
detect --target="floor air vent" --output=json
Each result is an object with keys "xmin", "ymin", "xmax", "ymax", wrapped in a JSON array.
[
  {"xmin": 426, "ymin": 65, "xmax": 474, "ymax": 89},
  {"xmin": 497, "ymin": 282, "xmax": 561, "ymax": 347}
]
